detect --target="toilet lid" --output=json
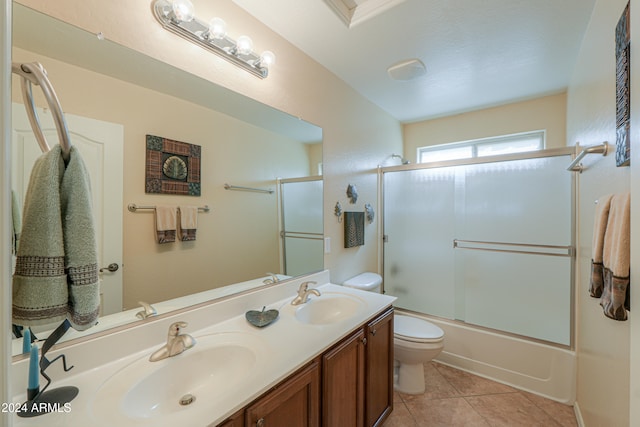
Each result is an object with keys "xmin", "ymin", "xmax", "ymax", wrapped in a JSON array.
[{"xmin": 394, "ymin": 315, "xmax": 444, "ymax": 342}]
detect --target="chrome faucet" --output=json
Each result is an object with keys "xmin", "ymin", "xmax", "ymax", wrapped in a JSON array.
[
  {"xmin": 136, "ymin": 301, "xmax": 157, "ymax": 319},
  {"xmin": 291, "ymin": 281, "xmax": 321, "ymax": 305},
  {"xmin": 263, "ymin": 273, "xmax": 280, "ymax": 285},
  {"xmin": 149, "ymin": 321, "xmax": 196, "ymax": 362}
]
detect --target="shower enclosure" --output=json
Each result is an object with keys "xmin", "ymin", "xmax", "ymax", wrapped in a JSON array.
[
  {"xmin": 382, "ymin": 148, "xmax": 575, "ymax": 346},
  {"xmin": 278, "ymin": 176, "xmax": 324, "ymax": 277}
]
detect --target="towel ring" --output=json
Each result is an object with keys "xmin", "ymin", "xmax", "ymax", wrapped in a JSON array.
[{"xmin": 12, "ymin": 62, "xmax": 72, "ymax": 162}]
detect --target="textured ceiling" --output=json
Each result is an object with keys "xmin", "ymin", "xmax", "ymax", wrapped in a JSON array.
[{"xmin": 233, "ymin": 0, "xmax": 597, "ymax": 122}]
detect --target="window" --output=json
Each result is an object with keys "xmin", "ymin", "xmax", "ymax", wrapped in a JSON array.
[{"xmin": 417, "ymin": 130, "xmax": 545, "ymax": 164}]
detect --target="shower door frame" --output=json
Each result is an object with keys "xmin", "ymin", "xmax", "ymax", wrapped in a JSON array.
[
  {"xmin": 378, "ymin": 146, "xmax": 578, "ymax": 349},
  {"xmin": 277, "ymin": 175, "xmax": 324, "ymax": 276}
]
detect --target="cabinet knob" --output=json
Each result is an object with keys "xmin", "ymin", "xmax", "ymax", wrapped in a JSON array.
[
  {"xmin": 257, "ymin": 418, "xmax": 265, "ymax": 427},
  {"xmin": 361, "ymin": 337, "xmax": 367, "ymax": 345},
  {"xmin": 371, "ymin": 328, "xmax": 377, "ymax": 336}
]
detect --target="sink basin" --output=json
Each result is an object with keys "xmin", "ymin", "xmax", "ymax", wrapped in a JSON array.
[
  {"xmin": 91, "ymin": 331, "xmax": 270, "ymax": 424},
  {"xmin": 295, "ymin": 292, "xmax": 366, "ymax": 325}
]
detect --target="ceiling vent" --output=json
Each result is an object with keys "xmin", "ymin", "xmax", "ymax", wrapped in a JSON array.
[
  {"xmin": 323, "ymin": 0, "xmax": 406, "ymax": 28},
  {"xmin": 387, "ymin": 59, "xmax": 427, "ymax": 81}
]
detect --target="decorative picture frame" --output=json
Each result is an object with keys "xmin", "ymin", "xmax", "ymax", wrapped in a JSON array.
[
  {"xmin": 615, "ymin": 2, "xmax": 631, "ymax": 167},
  {"xmin": 145, "ymin": 134, "xmax": 201, "ymax": 196}
]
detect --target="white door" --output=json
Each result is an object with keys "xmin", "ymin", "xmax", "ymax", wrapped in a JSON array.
[{"xmin": 12, "ymin": 103, "xmax": 124, "ymax": 316}]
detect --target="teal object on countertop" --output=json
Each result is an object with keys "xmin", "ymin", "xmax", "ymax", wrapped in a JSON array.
[
  {"xmin": 22, "ymin": 328, "xmax": 31, "ymax": 354},
  {"xmin": 28, "ymin": 344, "xmax": 39, "ymax": 389}
]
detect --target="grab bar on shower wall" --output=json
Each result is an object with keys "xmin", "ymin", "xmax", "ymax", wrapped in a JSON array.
[
  {"xmin": 566, "ymin": 142, "xmax": 608, "ymax": 172},
  {"xmin": 453, "ymin": 239, "xmax": 574, "ymax": 258},
  {"xmin": 11, "ymin": 62, "xmax": 71, "ymax": 161}
]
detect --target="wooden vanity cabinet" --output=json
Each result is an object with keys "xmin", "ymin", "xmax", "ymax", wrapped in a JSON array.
[
  {"xmin": 245, "ymin": 360, "xmax": 320, "ymax": 427},
  {"xmin": 216, "ymin": 307, "xmax": 393, "ymax": 427}
]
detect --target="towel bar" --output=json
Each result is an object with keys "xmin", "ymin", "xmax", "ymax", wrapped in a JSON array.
[
  {"xmin": 453, "ymin": 239, "xmax": 574, "ymax": 258},
  {"xmin": 127, "ymin": 204, "xmax": 210, "ymax": 213},
  {"xmin": 224, "ymin": 183, "xmax": 274, "ymax": 194},
  {"xmin": 566, "ymin": 142, "xmax": 608, "ymax": 172}
]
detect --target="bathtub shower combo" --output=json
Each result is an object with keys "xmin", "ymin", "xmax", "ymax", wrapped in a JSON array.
[{"xmin": 381, "ymin": 148, "xmax": 575, "ymax": 348}]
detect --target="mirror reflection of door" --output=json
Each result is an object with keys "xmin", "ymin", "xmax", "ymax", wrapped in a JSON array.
[
  {"xmin": 279, "ymin": 177, "xmax": 323, "ymax": 277},
  {"xmin": 11, "ymin": 103, "xmax": 124, "ymax": 318}
]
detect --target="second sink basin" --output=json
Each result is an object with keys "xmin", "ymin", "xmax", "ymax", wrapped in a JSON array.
[
  {"xmin": 295, "ymin": 292, "xmax": 366, "ymax": 325},
  {"xmin": 90, "ymin": 331, "xmax": 271, "ymax": 424}
]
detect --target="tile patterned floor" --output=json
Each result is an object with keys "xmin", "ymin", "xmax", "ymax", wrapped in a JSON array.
[{"xmin": 383, "ymin": 362, "xmax": 578, "ymax": 427}]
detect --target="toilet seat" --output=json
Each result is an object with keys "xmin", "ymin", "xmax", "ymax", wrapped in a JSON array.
[{"xmin": 394, "ymin": 315, "xmax": 444, "ymax": 343}]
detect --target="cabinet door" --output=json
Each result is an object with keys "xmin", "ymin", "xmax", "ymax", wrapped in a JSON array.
[
  {"xmin": 217, "ymin": 407, "xmax": 244, "ymax": 427},
  {"xmin": 245, "ymin": 360, "xmax": 320, "ymax": 427},
  {"xmin": 322, "ymin": 329, "xmax": 365, "ymax": 427},
  {"xmin": 365, "ymin": 308, "xmax": 394, "ymax": 427}
]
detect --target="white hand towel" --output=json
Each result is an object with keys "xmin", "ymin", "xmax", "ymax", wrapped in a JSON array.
[
  {"xmin": 155, "ymin": 205, "xmax": 177, "ymax": 244},
  {"xmin": 179, "ymin": 205, "xmax": 198, "ymax": 241}
]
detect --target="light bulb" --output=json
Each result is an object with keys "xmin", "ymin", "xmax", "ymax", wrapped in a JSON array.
[
  {"xmin": 172, "ymin": 0, "xmax": 195, "ymax": 22},
  {"xmin": 259, "ymin": 51, "xmax": 276, "ymax": 67},
  {"xmin": 235, "ymin": 35, "xmax": 254, "ymax": 55},
  {"xmin": 208, "ymin": 17, "xmax": 227, "ymax": 39}
]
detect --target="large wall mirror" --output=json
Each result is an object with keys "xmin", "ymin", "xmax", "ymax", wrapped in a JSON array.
[{"xmin": 11, "ymin": 3, "xmax": 323, "ymax": 356}]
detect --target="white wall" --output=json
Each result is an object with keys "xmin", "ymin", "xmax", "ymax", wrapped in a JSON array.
[
  {"xmin": 566, "ymin": 0, "xmax": 631, "ymax": 425},
  {"xmin": 0, "ymin": 1, "xmax": 12, "ymax": 425}
]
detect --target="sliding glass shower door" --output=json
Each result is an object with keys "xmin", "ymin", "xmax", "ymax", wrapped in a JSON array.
[
  {"xmin": 279, "ymin": 177, "xmax": 323, "ymax": 277},
  {"xmin": 383, "ymin": 150, "xmax": 574, "ymax": 346}
]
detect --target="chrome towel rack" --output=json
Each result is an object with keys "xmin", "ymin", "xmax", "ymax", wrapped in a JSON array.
[
  {"xmin": 127, "ymin": 204, "xmax": 210, "ymax": 213},
  {"xmin": 224, "ymin": 183, "xmax": 274, "ymax": 194},
  {"xmin": 12, "ymin": 62, "xmax": 71, "ymax": 162},
  {"xmin": 566, "ymin": 142, "xmax": 608, "ymax": 172}
]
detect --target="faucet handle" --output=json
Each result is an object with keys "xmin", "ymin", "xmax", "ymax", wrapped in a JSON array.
[
  {"xmin": 299, "ymin": 281, "xmax": 317, "ymax": 291},
  {"xmin": 168, "ymin": 321, "xmax": 188, "ymax": 337},
  {"xmin": 263, "ymin": 273, "xmax": 279, "ymax": 284},
  {"xmin": 136, "ymin": 301, "xmax": 157, "ymax": 319}
]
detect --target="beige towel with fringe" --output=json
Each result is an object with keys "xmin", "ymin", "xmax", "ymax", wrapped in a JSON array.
[
  {"xmin": 589, "ymin": 194, "xmax": 613, "ymax": 297},
  {"xmin": 599, "ymin": 192, "xmax": 631, "ymax": 320},
  {"xmin": 155, "ymin": 205, "xmax": 177, "ymax": 243},
  {"xmin": 179, "ymin": 205, "xmax": 198, "ymax": 241}
]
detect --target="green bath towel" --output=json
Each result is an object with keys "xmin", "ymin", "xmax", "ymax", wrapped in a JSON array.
[
  {"xmin": 11, "ymin": 189, "xmax": 21, "ymax": 254},
  {"xmin": 12, "ymin": 145, "xmax": 100, "ymax": 331}
]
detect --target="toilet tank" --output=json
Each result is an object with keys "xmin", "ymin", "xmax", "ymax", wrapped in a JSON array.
[{"xmin": 342, "ymin": 272, "xmax": 382, "ymax": 293}]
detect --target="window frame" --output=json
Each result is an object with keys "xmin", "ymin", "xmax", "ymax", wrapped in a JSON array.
[{"xmin": 417, "ymin": 130, "xmax": 546, "ymax": 164}]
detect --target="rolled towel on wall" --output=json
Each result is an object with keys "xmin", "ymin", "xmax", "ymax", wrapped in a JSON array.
[
  {"xmin": 179, "ymin": 205, "xmax": 198, "ymax": 241},
  {"xmin": 600, "ymin": 192, "xmax": 631, "ymax": 321},
  {"xmin": 155, "ymin": 205, "xmax": 177, "ymax": 244},
  {"xmin": 589, "ymin": 194, "xmax": 613, "ymax": 298}
]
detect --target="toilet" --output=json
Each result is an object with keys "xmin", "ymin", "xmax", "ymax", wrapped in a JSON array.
[{"xmin": 343, "ymin": 272, "xmax": 444, "ymax": 395}]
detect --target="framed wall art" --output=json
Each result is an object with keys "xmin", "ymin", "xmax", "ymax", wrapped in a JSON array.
[
  {"xmin": 615, "ymin": 2, "xmax": 631, "ymax": 167},
  {"xmin": 145, "ymin": 134, "xmax": 201, "ymax": 196}
]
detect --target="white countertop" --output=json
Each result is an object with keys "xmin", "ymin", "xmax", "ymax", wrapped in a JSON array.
[{"xmin": 11, "ymin": 272, "xmax": 396, "ymax": 426}]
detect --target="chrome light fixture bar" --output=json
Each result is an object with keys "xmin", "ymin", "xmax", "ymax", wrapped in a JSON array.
[{"xmin": 152, "ymin": 0, "xmax": 275, "ymax": 79}]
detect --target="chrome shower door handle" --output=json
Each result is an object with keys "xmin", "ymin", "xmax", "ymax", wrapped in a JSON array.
[{"xmin": 99, "ymin": 263, "xmax": 119, "ymax": 273}]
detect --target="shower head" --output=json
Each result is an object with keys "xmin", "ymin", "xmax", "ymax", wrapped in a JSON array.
[{"xmin": 391, "ymin": 154, "xmax": 410, "ymax": 165}]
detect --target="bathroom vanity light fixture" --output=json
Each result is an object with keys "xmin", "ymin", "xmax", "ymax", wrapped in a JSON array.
[{"xmin": 152, "ymin": 0, "xmax": 276, "ymax": 79}]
